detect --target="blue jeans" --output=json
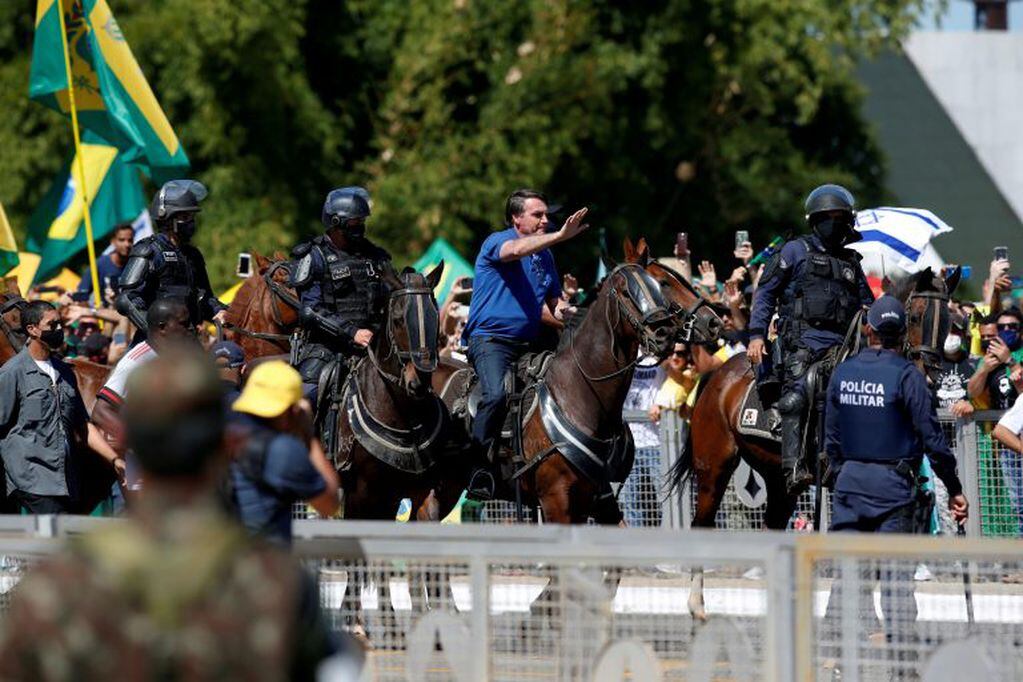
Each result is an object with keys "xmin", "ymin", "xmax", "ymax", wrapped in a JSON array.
[
  {"xmin": 998, "ymin": 448, "xmax": 1023, "ymax": 535},
  {"xmin": 621, "ymin": 446, "xmax": 661, "ymax": 527},
  {"xmin": 467, "ymin": 335, "xmax": 528, "ymax": 452}
]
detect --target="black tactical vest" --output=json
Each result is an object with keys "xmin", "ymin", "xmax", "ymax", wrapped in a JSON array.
[
  {"xmin": 149, "ymin": 235, "xmax": 198, "ymax": 322},
  {"xmin": 787, "ymin": 238, "xmax": 861, "ymax": 334},
  {"xmin": 312, "ymin": 236, "xmax": 386, "ymax": 331}
]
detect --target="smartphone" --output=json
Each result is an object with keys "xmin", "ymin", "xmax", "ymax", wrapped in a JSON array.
[
  {"xmin": 994, "ymin": 246, "xmax": 1009, "ymax": 262},
  {"xmin": 457, "ymin": 276, "xmax": 473, "ymax": 290},
  {"xmin": 236, "ymin": 252, "xmax": 252, "ymax": 278},
  {"xmin": 735, "ymin": 230, "xmax": 749, "ymax": 250},
  {"xmin": 676, "ymin": 232, "xmax": 689, "ymax": 257}
]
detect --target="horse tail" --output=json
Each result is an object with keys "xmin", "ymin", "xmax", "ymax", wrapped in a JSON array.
[{"xmin": 664, "ymin": 367, "xmax": 715, "ymax": 495}]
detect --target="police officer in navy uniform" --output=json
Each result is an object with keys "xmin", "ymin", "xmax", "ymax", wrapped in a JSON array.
[
  {"xmin": 823, "ymin": 296, "xmax": 968, "ymax": 668},
  {"xmin": 290, "ymin": 186, "xmax": 392, "ymax": 399},
  {"xmin": 747, "ymin": 184, "xmax": 875, "ymax": 494},
  {"xmin": 116, "ymin": 180, "xmax": 227, "ymax": 341}
]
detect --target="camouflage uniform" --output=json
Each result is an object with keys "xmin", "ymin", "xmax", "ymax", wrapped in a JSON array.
[{"xmin": 0, "ymin": 496, "xmax": 346, "ymax": 681}]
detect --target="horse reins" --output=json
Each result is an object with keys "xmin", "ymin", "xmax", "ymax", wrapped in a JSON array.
[
  {"xmin": 650, "ymin": 260, "xmax": 717, "ymax": 342},
  {"xmin": 366, "ymin": 282, "xmax": 439, "ymax": 389},
  {"xmin": 220, "ymin": 262, "xmax": 300, "ymax": 347},
  {"xmin": 906, "ymin": 289, "xmax": 949, "ymax": 369}
]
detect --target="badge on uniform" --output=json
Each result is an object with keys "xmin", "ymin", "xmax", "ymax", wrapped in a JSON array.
[
  {"xmin": 741, "ymin": 408, "xmax": 758, "ymax": 427},
  {"xmin": 163, "ymin": 251, "xmax": 179, "ymax": 262},
  {"xmin": 842, "ymin": 266, "xmax": 854, "ymax": 282}
]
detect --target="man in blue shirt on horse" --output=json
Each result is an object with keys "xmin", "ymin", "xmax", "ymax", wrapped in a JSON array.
[{"xmin": 463, "ymin": 189, "xmax": 588, "ymax": 496}]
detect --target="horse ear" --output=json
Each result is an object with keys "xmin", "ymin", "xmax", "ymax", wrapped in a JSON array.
[
  {"xmin": 944, "ymin": 265, "xmax": 962, "ymax": 296},
  {"xmin": 635, "ymin": 237, "xmax": 650, "ymax": 267},
  {"xmin": 272, "ymin": 250, "xmax": 286, "ymax": 262},
  {"xmin": 623, "ymin": 237, "xmax": 636, "ymax": 263},
  {"xmin": 253, "ymin": 252, "xmax": 271, "ymax": 274},
  {"xmin": 914, "ymin": 266, "xmax": 933, "ymax": 290},
  {"xmin": 425, "ymin": 260, "xmax": 445, "ymax": 291}
]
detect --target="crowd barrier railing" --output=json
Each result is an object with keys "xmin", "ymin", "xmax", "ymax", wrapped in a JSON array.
[{"xmin": 1, "ymin": 518, "xmax": 1022, "ymax": 680}]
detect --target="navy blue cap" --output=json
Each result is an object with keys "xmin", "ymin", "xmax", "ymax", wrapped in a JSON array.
[
  {"xmin": 867, "ymin": 295, "xmax": 906, "ymax": 334},
  {"xmin": 210, "ymin": 340, "xmax": 245, "ymax": 368}
]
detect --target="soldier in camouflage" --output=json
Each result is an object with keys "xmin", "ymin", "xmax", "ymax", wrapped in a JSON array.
[{"xmin": 0, "ymin": 347, "xmax": 360, "ymax": 681}]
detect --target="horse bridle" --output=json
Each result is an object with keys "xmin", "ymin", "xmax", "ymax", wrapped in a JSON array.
[
  {"xmin": 366, "ymin": 282, "xmax": 439, "ymax": 388},
  {"xmin": 572, "ymin": 264, "xmax": 675, "ymax": 382},
  {"xmin": 221, "ymin": 261, "xmax": 301, "ymax": 346},
  {"xmin": 0, "ymin": 294, "xmax": 28, "ymax": 353},
  {"xmin": 650, "ymin": 261, "xmax": 717, "ymax": 343},
  {"xmin": 906, "ymin": 289, "xmax": 949, "ymax": 370}
]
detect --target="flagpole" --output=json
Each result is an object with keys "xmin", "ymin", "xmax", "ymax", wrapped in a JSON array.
[{"xmin": 56, "ymin": 0, "xmax": 103, "ymax": 310}]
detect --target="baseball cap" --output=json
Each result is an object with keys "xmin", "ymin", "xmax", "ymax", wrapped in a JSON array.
[
  {"xmin": 232, "ymin": 360, "xmax": 303, "ymax": 418},
  {"xmin": 210, "ymin": 340, "xmax": 245, "ymax": 369},
  {"xmin": 867, "ymin": 295, "xmax": 906, "ymax": 334}
]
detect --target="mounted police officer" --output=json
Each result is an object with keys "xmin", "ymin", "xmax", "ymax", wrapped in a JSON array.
[
  {"xmin": 290, "ymin": 187, "xmax": 392, "ymax": 424},
  {"xmin": 116, "ymin": 180, "xmax": 227, "ymax": 341},
  {"xmin": 747, "ymin": 184, "xmax": 874, "ymax": 494},
  {"xmin": 822, "ymin": 296, "xmax": 968, "ymax": 671}
]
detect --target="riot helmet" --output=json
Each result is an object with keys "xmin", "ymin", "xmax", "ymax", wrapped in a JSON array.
[
  {"xmin": 322, "ymin": 186, "xmax": 371, "ymax": 238},
  {"xmin": 150, "ymin": 179, "xmax": 208, "ymax": 243},
  {"xmin": 804, "ymin": 183, "xmax": 859, "ymax": 249}
]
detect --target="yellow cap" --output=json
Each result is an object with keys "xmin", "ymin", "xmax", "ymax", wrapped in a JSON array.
[{"xmin": 232, "ymin": 360, "xmax": 303, "ymax": 418}]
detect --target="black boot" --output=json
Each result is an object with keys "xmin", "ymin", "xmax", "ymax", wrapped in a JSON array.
[
  {"xmin": 780, "ymin": 412, "xmax": 812, "ymax": 496},
  {"xmin": 466, "ymin": 468, "xmax": 495, "ymax": 501}
]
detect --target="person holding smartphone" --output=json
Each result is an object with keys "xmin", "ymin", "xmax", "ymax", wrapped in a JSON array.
[
  {"xmin": 968, "ymin": 309, "xmax": 1023, "ymax": 410},
  {"xmin": 746, "ymin": 184, "xmax": 874, "ymax": 495}
]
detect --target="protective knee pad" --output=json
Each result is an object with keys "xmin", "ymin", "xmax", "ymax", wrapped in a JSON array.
[{"xmin": 776, "ymin": 391, "xmax": 806, "ymax": 416}]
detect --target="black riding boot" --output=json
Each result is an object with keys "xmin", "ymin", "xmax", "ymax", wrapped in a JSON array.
[{"xmin": 780, "ymin": 412, "xmax": 812, "ymax": 496}]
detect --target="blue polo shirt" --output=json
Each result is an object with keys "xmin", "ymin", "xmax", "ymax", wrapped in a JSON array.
[
  {"xmin": 464, "ymin": 228, "xmax": 562, "ymax": 342},
  {"xmin": 75, "ymin": 253, "xmax": 126, "ymax": 301}
]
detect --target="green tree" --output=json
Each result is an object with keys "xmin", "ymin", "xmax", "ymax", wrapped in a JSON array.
[{"xmin": 0, "ymin": 0, "xmax": 931, "ymax": 291}]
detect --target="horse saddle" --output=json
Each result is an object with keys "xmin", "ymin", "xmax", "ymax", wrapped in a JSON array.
[
  {"xmin": 465, "ymin": 351, "xmax": 552, "ymax": 439},
  {"xmin": 737, "ymin": 382, "xmax": 782, "ymax": 442}
]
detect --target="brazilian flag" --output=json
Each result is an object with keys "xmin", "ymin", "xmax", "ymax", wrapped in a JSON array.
[
  {"xmin": 411, "ymin": 238, "xmax": 474, "ymax": 303},
  {"xmin": 29, "ymin": 0, "xmax": 189, "ymax": 183},
  {"xmin": 25, "ymin": 131, "xmax": 145, "ymax": 284},
  {"xmin": 0, "ymin": 202, "xmax": 19, "ymax": 276}
]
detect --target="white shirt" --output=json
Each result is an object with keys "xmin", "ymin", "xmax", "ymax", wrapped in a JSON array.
[
  {"xmin": 998, "ymin": 393, "xmax": 1023, "ymax": 436},
  {"xmin": 625, "ymin": 360, "xmax": 666, "ymax": 449},
  {"xmin": 98, "ymin": 341, "xmax": 157, "ymax": 405},
  {"xmin": 33, "ymin": 359, "xmax": 57, "ymax": 385}
]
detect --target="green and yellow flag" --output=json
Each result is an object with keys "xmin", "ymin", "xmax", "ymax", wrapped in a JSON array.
[
  {"xmin": 0, "ymin": 202, "xmax": 20, "ymax": 276},
  {"xmin": 411, "ymin": 237, "xmax": 474, "ymax": 303},
  {"xmin": 26, "ymin": 132, "xmax": 145, "ymax": 284},
  {"xmin": 29, "ymin": 0, "xmax": 189, "ymax": 182}
]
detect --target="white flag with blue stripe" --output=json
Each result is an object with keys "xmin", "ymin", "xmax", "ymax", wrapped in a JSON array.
[{"xmin": 850, "ymin": 207, "xmax": 952, "ymax": 273}]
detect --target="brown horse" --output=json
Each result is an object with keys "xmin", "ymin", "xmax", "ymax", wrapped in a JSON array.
[
  {"xmin": 433, "ymin": 263, "xmax": 680, "ymax": 524},
  {"xmin": 669, "ymin": 266, "xmax": 959, "ymax": 530},
  {"xmin": 222, "ymin": 252, "xmax": 300, "ymax": 361}
]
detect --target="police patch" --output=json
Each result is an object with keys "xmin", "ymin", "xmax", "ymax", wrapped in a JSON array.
[
  {"xmin": 842, "ymin": 266, "xmax": 854, "ymax": 282},
  {"xmin": 162, "ymin": 251, "xmax": 179, "ymax": 262},
  {"xmin": 292, "ymin": 253, "xmax": 313, "ymax": 286},
  {"xmin": 741, "ymin": 408, "xmax": 758, "ymax": 427}
]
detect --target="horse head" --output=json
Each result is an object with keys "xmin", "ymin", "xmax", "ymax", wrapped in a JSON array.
[
  {"xmin": 892, "ymin": 266, "xmax": 959, "ymax": 380},
  {"xmin": 0, "ymin": 278, "xmax": 28, "ymax": 364},
  {"xmin": 600, "ymin": 261, "xmax": 678, "ymax": 359},
  {"xmin": 378, "ymin": 262, "xmax": 444, "ymax": 397},
  {"xmin": 224, "ymin": 252, "xmax": 300, "ymax": 360},
  {"xmin": 622, "ymin": 237, "xmax": 723, "ymax": 344}
]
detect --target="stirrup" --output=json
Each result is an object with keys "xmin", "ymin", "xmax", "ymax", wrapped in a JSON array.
[
  {"xmin": 785, "ymin": 466, "xmax": 813, "ymax": 496},
  {"xmin": 466, "ymin": 469, "xmax": 495, "ymax": 501}
]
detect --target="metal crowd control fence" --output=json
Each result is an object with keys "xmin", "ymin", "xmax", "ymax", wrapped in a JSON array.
[{"xmin": 0, "ymin": 517, "xmax": 1022, "ymax": 680}]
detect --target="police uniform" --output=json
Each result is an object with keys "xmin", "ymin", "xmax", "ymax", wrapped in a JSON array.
[
  {"xmin": 116, "ymin": 180, "xmax": 225, "ymax": 337},
  {"xmin": 823, "ymin": 296, "xmax": 963, "ymax": 660},
  {"xmin": 748, "ymin": 185, "xmax": 874, "ymax": 491},
  {"xmin": 290, "ymin": 187, "xmax": 392, "ymax": 389}
]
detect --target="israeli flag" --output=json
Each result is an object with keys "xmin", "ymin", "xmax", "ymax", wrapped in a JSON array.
[
  {"xmin": 850, "ymin": 207, "xmax": 952, "ymax": 275},
  {"xmin": 102, "ymin": 209, "xmax": 152, "ymax": 256}
]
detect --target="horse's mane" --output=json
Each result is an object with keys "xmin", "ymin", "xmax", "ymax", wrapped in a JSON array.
[{"xmin": 225, "ymin": 270, "xmax": 264, "ymax": 325}]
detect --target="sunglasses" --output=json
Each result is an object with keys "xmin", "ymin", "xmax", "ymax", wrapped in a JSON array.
[
  {"xmin": 997, "ymin": 323, "xmax": 1020, "ymax": 331},
  {"xmin": 672, "ymin": 350, "xmax": 688, "ymax": 358}
]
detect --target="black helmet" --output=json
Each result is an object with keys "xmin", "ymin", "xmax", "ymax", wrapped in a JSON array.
[
  {"xmin": 150, "ymin": 179, "xmax": 207, "ymax": 223},
  {"xmin": 804, "ymin": 184, "xmax": 855, "ymax": 223},
  {"xmin": 321, "ymin": 186, "xmax": 371, "ymax": 230}
]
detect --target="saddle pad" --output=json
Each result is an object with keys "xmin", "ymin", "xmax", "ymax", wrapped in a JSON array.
[{"xmin": 736, "ymin": 381, "xmax": 781, "ymax": 443}]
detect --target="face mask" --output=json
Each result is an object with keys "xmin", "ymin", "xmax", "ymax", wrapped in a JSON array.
[
  {"xmin": 943, "ymin": 333, "xmax": 962, "ymax": 355},
  {"xmin": 344, "ymin": 221, "xmax": 366, "ymax": 239},
  {"xmin": 40, "ymin": 327, "xmax": 64, "ymax": 350},
  {"xmin": 813, "ymin": 217, "xmax": 852, "ymax": 249},
  {"xmin": 999, "ymin": 329, "xmax": 1020, "ymax": 350},
  {"xmin": 173, "ymin": 216, "xmax": 197, "ymax": 243}
]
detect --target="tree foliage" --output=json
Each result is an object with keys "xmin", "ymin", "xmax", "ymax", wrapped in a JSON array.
[{"xmin": 0, "ymin": 0, "xmax": 930, "ymax": 290}]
